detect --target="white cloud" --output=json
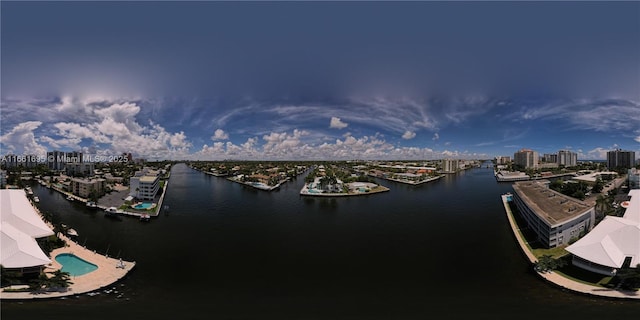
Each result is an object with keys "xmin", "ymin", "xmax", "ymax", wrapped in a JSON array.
[
  {"xmin": 402, "ymin": 130, "xmax": 416, "ymax": 140},
  {"xmin": 635, "ymin": 136, "xmax": 640, "ymax": 143},
  {"xmin": 329, "ymin": 117, "xmax": 348, "ymax": 129},
  {"xmin": 211, "ymin": 129, "xmax": 229, "ymax": 141},
  {"xmin": 193, "ymin": 129, "xmax": 487, "ymax": 160},
  {"xmin": 432, "ymin": 133, "xmax": 440, "ymax": 141},
  {"xmin": 577, "ymin": 147, "xmax": 609, "ymax": 160},
  {"xmin": 0, "ymin": 121, "xmax": 47, "ymax": 156}
]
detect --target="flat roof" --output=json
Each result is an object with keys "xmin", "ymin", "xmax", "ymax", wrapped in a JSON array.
[
  {"xmin": 512, "ymin": 181, "xmax": 592, "ymax": 226},
  {"xmin": 139, "ymin": 176, "xmax": 158, "ymax": 183}
]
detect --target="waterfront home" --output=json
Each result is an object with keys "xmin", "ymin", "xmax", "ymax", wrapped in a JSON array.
[{"xmin": 566, "ymin": 189, "xmax": 640, "ymax": 276}]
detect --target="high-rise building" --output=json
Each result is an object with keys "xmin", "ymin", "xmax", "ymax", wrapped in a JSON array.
[
  {"xmin": 441, "ymin": 159, "xmax": 459, "ymax": 173},
  {"xmin": 607, "ymin": 149, "xmax": 636, "ymax": 170},
  {"xmin": 557, "ymin": 150, "xmax": 577, "ymax": 167},
  {"xmin": 514, "ymin": 149, "xmax": 538, "ymax": 169},
  {"xmin": 495, "ymin": 156, "xmax": 511, "ymax": 165},
  {"xmin": 543, "ymin": 153, "xmax": 558, "ymax": 163},
  {"xmin": 47, "ymin": 150, "xmax": 66, "ymax": 171}
]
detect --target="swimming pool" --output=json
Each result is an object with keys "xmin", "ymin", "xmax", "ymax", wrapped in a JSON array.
[
  {"xmin": 55, "ymin": 253, "xmax": 98, "ymax": 276},
  {"xmin": 134, "ymin": 202, "xmax": 153, "ymax": 209}
]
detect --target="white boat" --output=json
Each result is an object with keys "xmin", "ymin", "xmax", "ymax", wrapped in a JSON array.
[
  {"xmin": 67, "ymin": 228, "xmax": 78, "ymax": 237},
  {"xmin": 66, "ymin": 195, "xmax": 75, "ymax": 201},
  {"xmin": 33, "ymin": 196, "xmax": 40, "ymax": 203},
  {"xmin": 86, "ymin": 201, "xmax": 98, "ymax": 208},
  {"xmin": 105, "ymin": 207, "xmax": 120, "ymax": 217}
]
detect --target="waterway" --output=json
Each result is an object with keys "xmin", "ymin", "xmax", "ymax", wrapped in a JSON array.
[{"xmin": 3, "ymin": 163, "xmax": 637, "ymax": 319}]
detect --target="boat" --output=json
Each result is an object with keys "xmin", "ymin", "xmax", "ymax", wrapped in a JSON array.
[
  {"xmin": 139, "ymin": 214, "xmax": 151, "ymax": 222},
  {"xmin": 67, "ymin": 228, "xmax": 78, "ymax": 237},
  {"xmin": 33, "ymin": 196, "xmax": 40, "ymax": 203},
  {"xmin": 25, "ymin": 187, "xmax": 34, "ymax": 196},
  {"xmin": 86, "ymin": 201, "xmax": 98, "ymax": 209},
  {"xmin": 105, "ymin": 207, "xmax": 120, "ymax": 217},
  {"xmin": 66, "ymin": 195, "xmax": 75, "ymax": 201}
]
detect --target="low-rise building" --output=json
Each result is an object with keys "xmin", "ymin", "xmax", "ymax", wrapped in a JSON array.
[
  {"xmin": 511, "ymin": 180, "xmax": 595, "ymax": 248},
  {"xmin": 70, "ymin": 178, "xmax": 106, "ymax": 199},
  {"xmin": 129, "ymin": 175, "xmax": 160, "ymax": 201},
  {"xmin": 566, "ymin": 189, "xmax": 640, "ymax": 276},
  {"xmin": 0, "ymin": 189, "xmax": 55, "ymax": 274}
]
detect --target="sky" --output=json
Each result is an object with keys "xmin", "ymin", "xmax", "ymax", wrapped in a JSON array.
[{"xmin": 1, "ymin": 2, "xmax": 639, "ymax": 161}]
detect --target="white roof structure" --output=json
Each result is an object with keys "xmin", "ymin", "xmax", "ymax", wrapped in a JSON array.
[
  {"xmin": 567, "ymin": 189, "xmax": 640, "ymax": 269},
  {"xmin": 0, "ymin": 189, "xmax": 54, "ymax": 268},
  {"xmin": 1, "ymin": 223, "xmax": 52, "ymax": 268}
]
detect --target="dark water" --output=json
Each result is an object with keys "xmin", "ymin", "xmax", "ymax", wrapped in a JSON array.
[{"xmin": 3, "ymin": 163, "xmax": 637, "ymax": 319}]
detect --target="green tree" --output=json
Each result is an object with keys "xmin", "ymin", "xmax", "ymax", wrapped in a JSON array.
[
  {"xmin": 592, "ymin": 178, "xmax": 604, "ymax": 193},
  {"xmin": 534, "ymin": 255, "xmax": 567, "ymax": 272}
]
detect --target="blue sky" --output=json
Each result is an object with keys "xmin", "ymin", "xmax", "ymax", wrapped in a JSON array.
[{"xmin": 1, "ymin": 2, "xmax": 639, "ymax": 161}]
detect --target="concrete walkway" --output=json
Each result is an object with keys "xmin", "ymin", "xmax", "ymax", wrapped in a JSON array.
[
  {"xmin": 502, "ymin": 194, "xmax": 639, "ymax": 300},
  {"xmin": 0, "ymin": 233, "xmax": 135, "ymax": 300}
]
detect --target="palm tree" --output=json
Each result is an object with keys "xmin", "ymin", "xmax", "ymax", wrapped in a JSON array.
[{"xmin": 595, "ymin": 195, "xmax": 611, "ymax": 218}]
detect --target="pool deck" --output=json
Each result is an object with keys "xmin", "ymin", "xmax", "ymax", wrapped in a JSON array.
[
  {"xmin": 0, "ymin": 233, "xmax": 136, "ymax": 300},
  {"xmin": 501, "ymin": 194, "xmax": 639, "ymax": 300}
]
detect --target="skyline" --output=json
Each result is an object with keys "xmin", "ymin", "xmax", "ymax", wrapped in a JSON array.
[{"xmin": 1, "ymin": 2, "xmax": 639, "ymax": 161}]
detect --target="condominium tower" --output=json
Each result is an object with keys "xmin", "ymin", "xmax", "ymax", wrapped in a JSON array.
[
  {"xmin": 514, "ymin": 149, "xmax": 538, "ymax": 169},
  {"xmin": 607, "ymin": 149, "xmax": 636, "ymax": 170}
]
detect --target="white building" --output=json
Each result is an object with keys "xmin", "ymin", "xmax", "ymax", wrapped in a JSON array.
[
  {"xmin": 441, "ymin": 159, "xmax": 459, "ymax": 173},
  {"xmin": 557, "ymin": 150, "xmax": 577, "ymax": 167},
  {"xmin": 130, "ymin": 175, "xmax": 160, "ymax": 201},
  {"xmin": 0, "ymin": 190, "xmax": 54, "ymax": 273},
  {"xmin": 511, "ymin": 180, "xmax": 595, "ymax": 248},
  {"xmin": 566, "ymin": 189, "xmax": 640, "ymax": 276},
  {"xmin": 514, "ymin": 149, "xmax": 538, "ymax": 169}
]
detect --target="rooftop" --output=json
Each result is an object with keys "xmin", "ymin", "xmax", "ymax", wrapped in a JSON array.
[
  {"xmin": 567, "ymin": 189, "xmax": 640, "ymax": 269},
  {"xmin": 512, "ymin": 180, "xmax": 592, "ymax": 226}
]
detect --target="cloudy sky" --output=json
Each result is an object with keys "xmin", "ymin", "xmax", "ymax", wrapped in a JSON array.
[{"xmin": 1, "ymin": 2, "xmax": 639, "ymax": 161}]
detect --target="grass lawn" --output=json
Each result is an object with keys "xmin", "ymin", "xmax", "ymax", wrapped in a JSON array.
[
  {"xmin": 532, "ymin": 245, "xmax": 570, "ymax": 259},
  {"xmin": 555, "ymin": 259, "xmax": 613, "ymax": 287}
]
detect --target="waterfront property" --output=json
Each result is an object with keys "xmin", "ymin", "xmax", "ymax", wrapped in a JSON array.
[
  {"xmin": 502, "ymin": 193, "xmax": 639, "ymax": 299},
  {"xmin": 495, "ymin": 170, "xmax": 530, "ymax": 182},
  {"xmin": 511, "ymin": 180, "xmax": 595, "ymax": 248},
  {"xmin": 300, "ymin": 177, "xmax": 389, "ymax": 196},
  {"xmin": 70, "ymin": 177, "xmax": 106, "ymax": 199},
  {"xmin": 0, "ymin": 189, "xmax": 54, "ymax": 274},
  {"xmin": 129, "ymin": 174, "xmax": 160, "ymax": 201},
  {"xmin": 566, "ymin": 189, "xmax": 640, "ymax": 276}
]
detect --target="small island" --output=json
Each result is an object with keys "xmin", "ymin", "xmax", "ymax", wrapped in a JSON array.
[{"xmin": 300, "ymin": 164, "xmax": 389, "ymax": 197}]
